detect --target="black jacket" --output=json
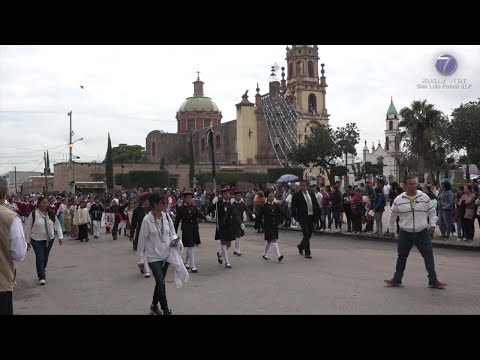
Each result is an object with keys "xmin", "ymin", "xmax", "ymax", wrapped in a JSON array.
[{"xmin": 291, "ymin": 190, "xmax": 320, "ymax": 221}]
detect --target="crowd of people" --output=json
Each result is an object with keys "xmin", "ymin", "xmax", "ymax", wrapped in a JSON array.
[{"xmin": 1, "ymin": 175, "xmax": 479, "ymax": 315}]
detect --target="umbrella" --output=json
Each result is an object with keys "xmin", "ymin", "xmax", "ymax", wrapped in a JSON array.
[{"xmin": 276, "ymin": 174, "xmax": 299, "ymax": 183}]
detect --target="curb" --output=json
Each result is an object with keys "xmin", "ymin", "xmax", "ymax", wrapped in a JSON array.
[{"xmin": 205, "ymin": 220, "xmax": 480, "ymax": 251}]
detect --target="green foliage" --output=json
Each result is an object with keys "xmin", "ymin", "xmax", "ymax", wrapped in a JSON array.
[
  {"xmin": 335, "ymin": 123, "xmax": 360, "ymax": 156},
  {"xmin": 266, "ymin": 167, "xmax": 304, "ymax": 183},
  {"xmin": 331, "ymin": 166, "xmax": 348, "ymax": 177},
  {"xmin": 289, "ymin": 125, "xmax": 342, "ymax": 184},
  {"xmin": 399, "ymin": 100, "xmax": 447, "ymax": 182},
  {"xmin": 105, "ymin": 134, "xmax": 114, "ymax": 190},
  {"xmin": 115, "ymin": 171, "xmax": 169, "ymax": 189},
  {"xmin": 105, "ymin": 144, "xmax": 150, "ymax": 164}
]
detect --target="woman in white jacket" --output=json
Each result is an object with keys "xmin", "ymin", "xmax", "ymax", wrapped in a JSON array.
[
  {"xmin": 74, "ymin": 200, "xmax": 91, "ymax": 242},
  {"xmin": 137, "ymin": 193, "xmax": 188, "ymax": 315}
]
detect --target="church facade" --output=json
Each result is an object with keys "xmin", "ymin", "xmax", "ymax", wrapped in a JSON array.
[
  {"xmin": 145, "ymin": 45, "xmax": 331, "ymax": 176},
  {"xmin": 362, "ymin": 98, "xmax": 401, "ymax": 182}
]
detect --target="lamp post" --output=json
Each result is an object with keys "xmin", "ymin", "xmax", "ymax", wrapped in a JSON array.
[{"xmin": 69, "ymin": 137, "xmax": 83, "ymax": 194}]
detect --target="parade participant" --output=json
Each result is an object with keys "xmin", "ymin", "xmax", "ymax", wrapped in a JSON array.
[
  {"xmin": 291, "ymin": 180, "xmax": 320, "ymax": 259},
  {"xmin": 69, "ymin": 197, "xmax": 79, "ymax": 240},
  {"xmin": 137, "ymin": 193, "xmax": 188, "ymax": 315},
  {"xmin": 89, "ymin": 196, "xmax": 104, "ymax": 239},
  {"xmin": 0, "ymin": 177, "xmax": 27, "ymax": 315},
  {"xmin": 74, "ymin": 200, "xmax": 90, "ymax": 242},
  {"xmin": 62, "ymin": 198, "xmax": 71, "ymax": 236},
  {"xmin": 25, "ymin": 196, "xmax": 63, "ymax": 285},
  {"xmin": 257, "ymin": 191, "xmax": 289, "ymax": 261},
  {"xmin": 231, "ymin": 190, "xmax": 255, "ymax": 256},
  {"xmin": 213, "ymin": 187, "xmax": 243, "ymax": 268},
  {"xmin": 174, "ymin": 191, "xmax": 206, "ymax": 273},
  {"xmin": 385, "ymin": 175, "xmax": 447, "ymax": 289},
  {"xmin": 56, "ymin": 197, "xmax": 67, "ymax": 233},
  {"xmin": 164, "ymin": 189, "xmax": 177, "ymax": 215},
  {"xmin": 131, "ymin": 193, "xmax": 152, "ymax": 277}
]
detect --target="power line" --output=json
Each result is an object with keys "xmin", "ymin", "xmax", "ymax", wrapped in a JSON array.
[{"xmin": 0, "ymin": 110, "xmax": 176, "ymax": 122}]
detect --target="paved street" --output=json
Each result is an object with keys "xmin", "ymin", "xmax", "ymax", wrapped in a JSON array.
[{"xmin": 13, "ymin": 223, "xmax": 480, "ymax": 315}]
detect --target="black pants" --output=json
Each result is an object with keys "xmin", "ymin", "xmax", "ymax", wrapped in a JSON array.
[
  {"xmin": 352, "ymin": 215, "xmax": 362, "ymax": 232},
  {"xmin": 133, "ymin": 236, "xmax": 138, "ymax": 251},
  {"xmin": 0, "ymin": 291, "xmax": 13, "ymax": 315},
  {"xmin": 462, "ymin": 218, "xmax": 475, "ymax": 240},
  {"xmin": 78, "ymin": 223, "xmax": 89, "ymax": 240},
  {"xmin": 112, "ymin": 221, "xmax": 119, "ymax": 240},
  {"xmin": 298, "ymin": 215, "xmax": 314, "ymax": 255},
  {"xmin": 148, "ymin": 261, "xmax": 170, "ymax": 311}
]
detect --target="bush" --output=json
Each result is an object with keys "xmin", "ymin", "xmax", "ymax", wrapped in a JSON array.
[{"xmin": 115, "ymin": 171, "xmax": 169, "ymax": 189}]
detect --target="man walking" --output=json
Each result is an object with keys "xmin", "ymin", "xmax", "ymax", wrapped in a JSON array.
[
  {"xmin": 0, "ymin": 177, "xmax": 28, "ymax": 315},
  {"xmin": 291, "ymin": 180, "xmax": 320, "ymax": 259},
  {"xmin": 384, "ymin": 175, "xmax": 447, "ymax": 289}
]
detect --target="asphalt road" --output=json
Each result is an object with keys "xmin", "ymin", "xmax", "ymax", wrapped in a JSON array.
[{"xmin": 12, "ymin": 223, "xmax": 480, "ymax": 314}]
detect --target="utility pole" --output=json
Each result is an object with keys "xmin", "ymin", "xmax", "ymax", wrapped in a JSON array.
[
  {"xmin": 44, "ymin": 151, "xmax": 48, "ymax": 194},
  {"xmin": 14, "ymin": 166, "xmax": 17, "ymax": 196},
  {"xmin": 68, "ymin": 111, "xmax": 73, "ymax": 194}
]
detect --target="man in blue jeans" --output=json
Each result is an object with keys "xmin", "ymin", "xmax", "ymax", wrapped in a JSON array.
[{"xmin": 384, "ymin": 175, "xmax": 447, "ymax": 289}]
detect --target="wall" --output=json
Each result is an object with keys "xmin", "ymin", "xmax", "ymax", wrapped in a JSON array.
[
  {"xmin": 236, "ymin": 103, "xmax": 257, "ymax": 164},
  {"xmin": 21, "ymin": 177, "xmax": 54, "ymax": 195}
]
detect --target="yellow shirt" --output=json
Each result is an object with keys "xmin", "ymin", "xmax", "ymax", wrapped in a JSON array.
[{"xmin": 407, "ymin": 195, "xmax": 416, "ymax": 203}]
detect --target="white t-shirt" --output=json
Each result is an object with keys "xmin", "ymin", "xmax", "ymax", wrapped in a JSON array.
[
  {"xmin": 383, "ymin": 184, "xmax": 390, "ymax": 195},
  {"xmin": 315, "ymin": 192, "xmax": 323, "ymax": 208}
]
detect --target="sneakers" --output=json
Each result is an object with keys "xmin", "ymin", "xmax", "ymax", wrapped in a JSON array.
[
  {"xmin": 144, "ymin": 272, "xmax": 151, "ymax": 278},
  {"xmin": 278, "ymin": 255, "xmax": 284, "ymax": 262},
  {"xmin": 225, "ymin": 263, "xmax": 232, "ymax": 268},
  {"xmin": 39, "ymin": 279, "xmax": 46, "ymax": 285},
  {"xmin": 429, "ymin": 281, "xmax": 447, "ymax": 289},
  {"xmin": 233, "ymin": 251, "xmax": 242, "ymax": 256},
  {"xmin": 184, "ymin": 263, "xmax": 190, "ymax": 270},
  {"xmin": 262, "ymin": 255, "xmax": 270, "ymax": 260},
  {"xmin": 384, "ymin": 278, "xmax": 402, "ymax": 287},
  {"xmin": 150, "ymin": 305, "xmax": 163, "ymax": 315},
  {"xmin": 191, "ymin": 268, "xmax": 198, "ymax": 273}
]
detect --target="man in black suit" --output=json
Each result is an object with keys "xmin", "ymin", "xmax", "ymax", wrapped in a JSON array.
[{"xmin": 291, "ymin": 180, "xmax": 320, "ymax": 258}]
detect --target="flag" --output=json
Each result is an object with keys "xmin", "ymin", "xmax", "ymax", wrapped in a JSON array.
[{"xmin": 207, "ymin": 126, "xmax": 216, "ymax": 179}]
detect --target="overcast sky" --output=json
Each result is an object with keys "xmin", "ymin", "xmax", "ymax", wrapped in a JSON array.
[{"xmin": 1, "ymin": 45, "xmax": 479, "ymax": 175}]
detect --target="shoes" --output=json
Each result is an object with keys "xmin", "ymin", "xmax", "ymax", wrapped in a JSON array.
[
  {"xmin": 163, "ymin": 309, "xmax": 172, "ymax": 315},
  {"xmin": 304, "ymin": 254, "xmax": 312, "ymax": 259},
  {"xmin": 184, "ymin": 263, "xmax": 190, "ymax": 270},
  {"xmin": 278, "ymin": 255, "xmax": 284, "ymax": 262},
  {"xmin": 429, "ymin": 281, "xmax": 447, "ymax": 289},
  {"xmin": 217, "ymin": 251, "xmax": 223, "ymax": 265},
  {"xmin": 297, "ymin": 244, "xmax": 304, "ymax": 256},
  {"xmin": 144, "ymin": 272, "xmax": 151, "ymax": 278},
  {"xmin": 39, "ymin": 279, "xmax": 46, "ymax": 285},
  {"xmin": 150, "ymin": 305, "xmax": 163, "ymax": 315},
  {"xmin": 384, "ymin": 278, "xmax": 402, "ymax": 287},
  {"xmin": 94, "ymin": 236, "xmax": 99, "ymax": 239},
  {"xmin": 262, "ymin": 255, "xmax": 270, "ymax": 260},
  {"xmin": 233, "ymin": 251, "xmax": 242, "ymax": 256},
  {"xmin": 225, "ymin": 263, "xmax": 232, "ymax": 268},
  {"xmin": 191, "ymin": 268, "xmax": 198, "ymax": 273}
]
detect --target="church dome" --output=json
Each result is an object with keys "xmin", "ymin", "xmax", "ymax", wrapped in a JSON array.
[{"xmin": 179, "ymin": 96, "xmax": 219, "ymax": 113}]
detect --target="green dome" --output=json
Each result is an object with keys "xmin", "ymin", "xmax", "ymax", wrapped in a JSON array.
[{"xmin": 179, "ymin": 96, "xmax": 219, "ymax": 113}]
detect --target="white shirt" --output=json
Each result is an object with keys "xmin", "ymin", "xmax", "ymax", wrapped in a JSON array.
[
  {"xmin": 25, "ymin": 209, "xmax": 64, "ymax": 241},
  {"xmin": 9, "ymin": 217, "xmax": 27, "ymax": 262},
  {"xmin": 315, "ymin": 192, "xmax": 323, "ymax": 208},
  {"xmin": 56, "ymin": 203, "xmax": 67, "ymax": 216},
  {"xmin": 303, "ymin": 191, "xmax": 314, "ymax": 216},
  {"xmin": 383, "ymin": 185, "xmax": 390, "ymax": 195}
]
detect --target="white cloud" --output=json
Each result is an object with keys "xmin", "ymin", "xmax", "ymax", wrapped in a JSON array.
[{"xmin": 1, "ymin": 45, "xmax": 479, "ymax": 174}]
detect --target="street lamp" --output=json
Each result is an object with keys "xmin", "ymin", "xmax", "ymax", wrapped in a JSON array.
[{"xmin": 68, "ymin": 137, "xmax": 84, "ymax": 194}]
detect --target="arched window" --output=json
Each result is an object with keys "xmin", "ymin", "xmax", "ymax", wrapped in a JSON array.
[
  {"xmin": 308, "ymin": 61, "xmax": 314, "ymax": 77},
  {"xmin": 385, "ymin": 136, "xmax": 389, "ymax": 151},
  {"xmin": 308, "ymin": 93, "xmax": 317, "ymax": 114},
  {"xmin": 288, "ymin": 62, "xmax": 293, "ymax": 79},
  {"xmin": 389, "ymin": 121, "xmax": 393, "ymax": 130},
  {"xmin": 296, "ymin": 61, "xmax": 303, "ymax": 75},
  {"xmin": 151, "ymin": 141, "xmax": 156, "ymax": 157}
]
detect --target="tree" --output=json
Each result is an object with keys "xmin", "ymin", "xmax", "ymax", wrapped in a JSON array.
[
  {"xmin": 335, "ymin": 123, "xmax": 360, "ymax": 184},
  {"xmin": 449, "ymin": 99, "xmax": 480, "ymax": 180},
  {"xmin": 290, "ymin": 125, "xmax": 342, "ymax": 184},
  {"xmin": 399, "ymin": 100, "xmax": 447, "ymax": 183},
  {"xmin": 107, "ymin": 144, "xmax": 149, "ymax": 164},
  {"xmin": 160, "ymin": 156, "xmax": 166, "ymax": 170},
  {"xmin": 189, "ymin": 133, "xmax": 195, "ymax": 188},
  {"xmin": 105, "ymin": 133, "xmax": 114, "ymax": 190},
  {"xmin": 352, "ymin": 163, "xmax": 366, "ymax": 182}
]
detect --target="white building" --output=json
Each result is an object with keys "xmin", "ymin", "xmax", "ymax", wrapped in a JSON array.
[{"xmin": 362, "ymin": 98, "xmax": 401, "ymax": 182}]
